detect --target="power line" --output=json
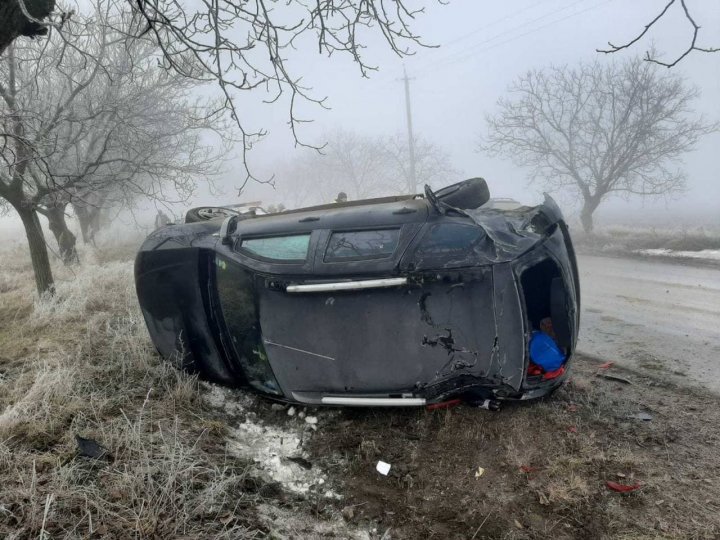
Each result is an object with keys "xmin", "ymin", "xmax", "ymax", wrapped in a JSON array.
[
  {"xmin": 440, "ymin": 0, "xmax": 586, "ymax": 51},
  {"xmin": 412, "ymin": 0, "xmax": 615, "ymax": 79}
]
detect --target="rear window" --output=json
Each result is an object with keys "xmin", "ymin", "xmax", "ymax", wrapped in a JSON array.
[
  {"xmin": 240, "ymin": 234, "xmax": 310, "ymax": 261},
  {"xmin": 325, "ymin": 229, "xmax": 401, "ymax": 262}
]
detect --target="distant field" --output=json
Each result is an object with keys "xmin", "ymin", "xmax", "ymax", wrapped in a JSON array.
[{"xmin": 574, "ymin": 225, "xmax": 720, "ymax": 264}]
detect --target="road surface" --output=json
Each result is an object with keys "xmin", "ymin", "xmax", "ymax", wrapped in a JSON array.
[{"xmin": 577, "ymin": 254, "xmax": 720, "ymax": 392}]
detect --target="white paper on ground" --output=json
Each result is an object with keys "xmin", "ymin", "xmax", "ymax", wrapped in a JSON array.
[{"xmin": 376, "ymin": 461, "xmax": 391, "ymax": 476}]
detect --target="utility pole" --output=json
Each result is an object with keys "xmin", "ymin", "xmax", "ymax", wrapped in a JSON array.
[{"xmin": 401, "ymin": 66, "xmax": 417, "ymax": 194}]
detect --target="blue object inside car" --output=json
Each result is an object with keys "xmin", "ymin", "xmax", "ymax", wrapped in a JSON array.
[{"xmin": 529, "ymin": 331, "xmax": 566, "ymax": 371}]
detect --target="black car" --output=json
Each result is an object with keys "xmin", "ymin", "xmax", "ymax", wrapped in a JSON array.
[{"xmin": 135, "ymin": 178, "xmax": 580, "ymax": 406}]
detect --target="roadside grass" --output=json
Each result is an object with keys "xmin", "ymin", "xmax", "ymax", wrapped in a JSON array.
[
  {"xmin": 3, "ymin": 240, "xmax": 720, "ymax": 539},
  {"xmin": 575, "ymin": 225, "xmax": 720, "ymax": 257},
  {"xmin": 0, "ymin": 244, "xmax": 285, "ymax": 539}
]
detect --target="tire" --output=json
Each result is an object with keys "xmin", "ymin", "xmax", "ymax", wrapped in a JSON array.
[
  {"xmin": 434, "ymin": 177, "xmax": 490, "ymax": 210},
  {"xmin": 185, "ymin": 206, "xmax": 238, "ymax": 223}
]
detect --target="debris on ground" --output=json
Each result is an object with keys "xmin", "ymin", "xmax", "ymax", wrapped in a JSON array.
[
  {"xmin": 474, "ymin": 466, "xmax": 485, "ymax": 478},
  {"xmin": 597, "ymin": 373, "xmax": 633, "ymax": 384},
  {"xmin": 376, "ymin": 461, "xmax": 391, "ymax": 476},
  {"xmin": 75, "ymin": 435, "xmax": 110, "ymax": 460},
  {"xmin": 606, "ymin": 480, "xmax": 642, "ymax": 493},
  {"xmin": 627, "ymin": 412, "xmax": 654, "ymax": 421}
]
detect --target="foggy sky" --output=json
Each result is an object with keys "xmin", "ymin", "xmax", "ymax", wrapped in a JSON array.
[
  {"xmin": 1, "ymin": 0, "xmax": 719, "ymax": 235},
  {"xmin": 226, "ymin": 0, "xmax": 720, "ymax": 226}
]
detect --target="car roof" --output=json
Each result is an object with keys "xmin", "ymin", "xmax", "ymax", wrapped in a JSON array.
[{"xmin": 236, "ymin": 195, "xmax": 430, "ymax": 236}]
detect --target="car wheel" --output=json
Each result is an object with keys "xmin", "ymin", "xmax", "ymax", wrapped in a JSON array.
[
  {"xmin": 434, "ymin": 177, "xmax": 490, "ymax": 210},
  {"xmin": 185, "ymin": 206, "xmax": 238, "ymax": 223}
]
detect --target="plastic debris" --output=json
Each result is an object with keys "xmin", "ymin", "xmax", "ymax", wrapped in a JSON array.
[
  {"xmin": 606, "ymin": 480, "xmax": 642, "ymax": 493},
  {"xmin": 305, "ymin": 416, "xmax": 318, "ymax": 425},
  {"xmin": 474, "ymin": 466, "xmax": 485, "ymax": 478},
  {"xmin": 520, "ymin": 465, "xmax": 538, "ymax": 474},
  {"xmin": 75, "ymin": 435, "xmax": 109, "ymax": 460},
  {"xmin": 598, "ymin": 373, "xmax": 633, "ymax": 384},
  {"xmin": 567, "ymin": 426, "xmax": 578, "ymax": 433},
  {"xmin": 598, "ymin": 361, "xmax": 615, "ymax": 370},
  {"xmin": 426, "ymin": 398, "xmax": 462, "ymax": 411},
  {"xmin": 376, "ymin": 461, "xmax": 391, "ymax": 476},
  {"xmin": 287, "ymin": 406, "xmax": 296, "ymax": 417}
]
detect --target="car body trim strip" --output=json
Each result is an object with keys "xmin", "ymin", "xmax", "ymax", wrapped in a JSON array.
[
  {"xmin": 320, "ymin": 396, "xmax": 426, "ymax": 406},
  {"xmin": 286, "ymin": 277, "xmax": 407, "ymax": 293}
]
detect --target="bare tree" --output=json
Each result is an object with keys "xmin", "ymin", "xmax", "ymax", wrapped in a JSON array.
[
  {"xmin": 598, "ymin": 0, "xmax": 719, "ymax": 67},
  {"xmin": 482, "ymin": 57, "xmax": 716, "ymax": 233},
  {"xmin": 385, "ymin": 134, "xmax": 458, "ymax": 194},
  {"xmin": 2, "ymin": 0, "xmax": 435, "ymax": 180},
  {"xmin": 277, "ymin": 128, "xmax": 457, "ymax": 207},
  {"xmin": 1, "ymin": 5, "xmax": 231, "ymax": 292}
]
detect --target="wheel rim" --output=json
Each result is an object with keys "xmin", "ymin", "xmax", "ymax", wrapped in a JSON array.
[{"xmin": 196, "ymin": 207, "xmax": 235, "ymax": 220}]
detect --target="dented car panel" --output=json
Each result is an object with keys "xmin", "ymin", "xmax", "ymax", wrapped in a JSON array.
[{"xmin": 135, "ymin": 186, "xmax": 580, "ymax": 405}]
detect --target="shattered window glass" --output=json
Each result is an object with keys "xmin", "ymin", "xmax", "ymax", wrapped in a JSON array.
[
  {"xmin": 415, "ymin": 223, "xmax": 485, "ymax": 258},
  {"xmin": 325, "ymin": 229, "xmax": 401, "ymax": 262},
  {"xmin": 240, "ymin": 234, "xmax": 310, "ymax": 261}
]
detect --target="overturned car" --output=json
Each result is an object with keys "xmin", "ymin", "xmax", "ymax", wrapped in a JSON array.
[{"xmin": 135, "ymin": 178, "xmax": 580, "ymax": 406}]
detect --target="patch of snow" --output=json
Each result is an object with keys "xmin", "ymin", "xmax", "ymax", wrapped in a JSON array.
[
  {"xmin": 200, "ymin": 381, "xmax": 255, "ymax": 415},
  {"xmin": 201, "ymin": 382, "xmax": 341, "ymax": 498},
  {"xmin": 226, "ymin": 419, "xmax": 336, "ymax": 497},
  {"xmin": 257, "ymin": 503, "xmax": 371, "ymax": 540},
  {"xmin": 636, "ymin": 248, "xmax": 720, "ymax": 261}
]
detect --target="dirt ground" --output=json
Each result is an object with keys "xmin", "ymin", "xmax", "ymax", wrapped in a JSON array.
[
  {"xmin": 2, "ymin": 244, "xmax": 720, "ymax": 539},
  {"xmin": 302, "ymin": 358, "xmax": 720, "ymax": 539}
]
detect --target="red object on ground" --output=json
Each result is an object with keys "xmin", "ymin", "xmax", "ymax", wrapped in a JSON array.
[
  {"xmin": 567, "ymin": 426, "xmax": 578, "ymax": 433},
  {"xmin": 426, "ymin": 399, "xmax": 462, "ymax": 411},
  {"xmin": 543, "ymin": 366, "xmax": 565, "ymax": 380},
  {"xmin": 599, "ymin": 361, "xmax": 615, "ymax": 370},
  {"xmin": 520, "ymin": 465, "xmax": 537, "ymax": 473},
  {"xmin": 605, "ymin": 480, "xmax": 642, "ymax": 493},
  {"xmin": 567, "ymin": 404, "xmax": 578, "ymax": 412}
]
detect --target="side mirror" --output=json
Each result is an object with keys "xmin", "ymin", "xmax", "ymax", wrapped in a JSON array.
[{"xmin": 432, "ymin": 177, "xmax": 490, "ymax": 210}]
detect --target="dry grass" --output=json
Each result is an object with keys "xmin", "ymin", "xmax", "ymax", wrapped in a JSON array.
[
  {"xmin": 0, "ymin": 243, "xmax": 278, "ymax": 539},
  {"xmin": 575, "ymin": 225, "xmax": 720, "ymax": 257},
  {"xmin": 3, "ymin": 237, "xmax": 720, "ymax": 539}
]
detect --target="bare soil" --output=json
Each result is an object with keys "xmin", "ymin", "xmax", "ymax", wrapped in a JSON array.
[{"xmin": 302, "ymin": 360, "xmax": 720, "ymax": 539}]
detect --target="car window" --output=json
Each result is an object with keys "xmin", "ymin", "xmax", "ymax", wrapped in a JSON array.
[
  {"xmin": 415, "ymin": 223, "xmax": 484, "ymax": 258},
  {"xmin": 240, "ymin": 234, "xmax": 311, "ymax": 261},
  {"xmin": 325, "ymin": 229, "xmax": 401, "ymax": 262}
]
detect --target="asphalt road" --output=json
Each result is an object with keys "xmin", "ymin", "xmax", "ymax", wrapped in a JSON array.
[{"xmin": 577, "ymin": 254, "xmax": 720, "ymax": 392}]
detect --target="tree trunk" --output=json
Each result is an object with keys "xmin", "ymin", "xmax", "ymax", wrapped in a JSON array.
[
  {"xmin": 45, "ymin": 205, "xmax": 79, "ymax": 265},
  {"xmin": 73, "ymin": 203, "xmax": 100, "ymax": 244},
  {"xmin": 14, "ymin": 203, "xmax": 55, "ymax": 296},
  {"xmin": 580, "ymin": 197, "xmax": 600, "ymax": 234}
]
